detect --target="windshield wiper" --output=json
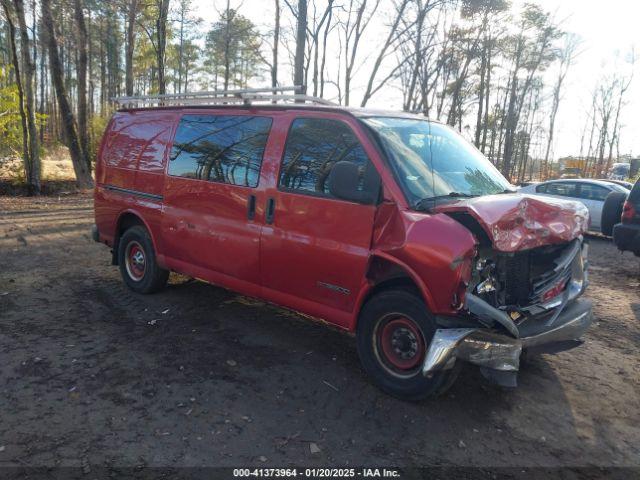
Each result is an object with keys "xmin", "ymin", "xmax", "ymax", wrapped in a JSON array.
[{"xmin": 414, "ymin": 192, "xmax": 477, "ymax": 211}]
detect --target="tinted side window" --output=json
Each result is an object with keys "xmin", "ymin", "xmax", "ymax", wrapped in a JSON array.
[
  {"xmin": 168, "ymin": 115, "xmax": 272, "ymax": 187},
  {"xmin": 578, "ymin": 183, "xmax": 610, "ymax": 201},
  {"xmin": 105, "ymin": 113, "xmax": 174, "ymax": 172},
  {"xmin": 536, "ymin": 184, "xmax": 547, "ymax": 193},
  {"xmin": 278, "ymin": 118, "xmax": 376, "ymax": 198},
  {"xmin": 545, "ymin": 182, "xmax": 577, "ymax": 197}
]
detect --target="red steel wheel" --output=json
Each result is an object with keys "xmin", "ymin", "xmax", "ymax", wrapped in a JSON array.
[
  {"xmin": 376, "ymin": 315, "xmax": 426, "ymax": 375},
  {"xmin": 125, "ymin": 241, "xmax": 146, "ymax": 281}
]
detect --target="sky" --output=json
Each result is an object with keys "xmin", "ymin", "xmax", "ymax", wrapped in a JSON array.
[{"xmin": 191, "ymin": 0, "xmax": 639, "ymax": 161}]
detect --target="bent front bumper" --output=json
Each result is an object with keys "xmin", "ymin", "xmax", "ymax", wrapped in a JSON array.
[{"xmin": 423, "ymin": 298, "xmax": 593, "ymax": 385}]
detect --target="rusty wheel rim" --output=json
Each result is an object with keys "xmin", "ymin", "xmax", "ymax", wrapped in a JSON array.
[
  {"xmin": 125, "ymin": 241, "xmax": 146, "ymax": 281},
  {"xmin": 375, "ymin": 315, "xmax": 426, "ymax": 377}
]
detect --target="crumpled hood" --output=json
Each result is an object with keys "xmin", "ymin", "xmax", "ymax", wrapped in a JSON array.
[{"xmin": 432, "ymin": 194, "xmax": 589, "ymax": 252}]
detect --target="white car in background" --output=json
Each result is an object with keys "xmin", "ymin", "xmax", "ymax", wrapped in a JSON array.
[{"xmin": 518, "ymin": 179, "xmax": 629, "ymax": 233}]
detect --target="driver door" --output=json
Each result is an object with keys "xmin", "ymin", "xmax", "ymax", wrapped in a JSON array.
[{"xmin": 259, "ymin": 115, "xmax": 380, "ymax": 327}]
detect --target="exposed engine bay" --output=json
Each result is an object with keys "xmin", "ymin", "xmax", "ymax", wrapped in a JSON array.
[{"xmin": 469, "ymin": 239, "xmax": 588, "ymax": 321}]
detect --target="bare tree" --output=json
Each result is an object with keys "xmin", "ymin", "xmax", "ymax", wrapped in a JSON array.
[
  {"xmin": 605, "ymin": 50, "xmax": 635, "ymax": 173},
  {"xmin": 272, "ymin": 0, "xmax": 280, "ymax": 88},
  {"xmin": 293, "ymin": 0, "xmax": 307, "ymax": 93},
  {"xmin": 360, "ymin": 0, "xmax": 411, "ymax": 107},
  {"xmin": 342, "ymin": 0, "xmax": 380, "ymax": 106},
  {"xmin": 309, "ymin": 0, "xmax": 334, "ymax": 97},
  {"xmin": 542, "ymin": 33, "xmax": 580, "ymax": 178}
]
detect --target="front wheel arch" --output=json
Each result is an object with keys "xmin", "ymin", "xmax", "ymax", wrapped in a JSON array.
[{"xmin": 350, "ymin": 254, "xmax": 436, "ymax": 332}]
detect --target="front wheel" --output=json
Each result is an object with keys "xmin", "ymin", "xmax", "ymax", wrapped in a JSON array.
[
  {"xmin": 356, "ymin": 289, "xmax": 460, "ymax": 401},
  {"xmin": 118, "ymin": 225, "xmax": 169, "ymax": 294}
]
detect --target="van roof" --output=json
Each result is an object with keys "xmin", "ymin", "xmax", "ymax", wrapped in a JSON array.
[
  {"xmin": 112, "ymin": 87, "xmax": 442, "ymax": 123},
  {"xmin": 116, "ymin": 103, "xmax": 441, "ymax": 123}
]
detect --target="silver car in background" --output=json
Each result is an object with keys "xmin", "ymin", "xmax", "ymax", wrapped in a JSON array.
[{"xmin": 519, "ymin": 179, "xmax": 629, "ymax": 232}]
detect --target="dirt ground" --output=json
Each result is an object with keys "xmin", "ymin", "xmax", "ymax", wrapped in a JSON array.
[{"xmin": 0, "ymin": 193, "xmax": 639, "ymax": 475}]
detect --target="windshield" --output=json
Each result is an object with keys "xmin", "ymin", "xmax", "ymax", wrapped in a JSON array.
[{"xmin": 363, "ymin": 117, "xmax": 512, "ymax": 207}]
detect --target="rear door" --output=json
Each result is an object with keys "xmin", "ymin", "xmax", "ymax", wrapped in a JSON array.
[
  {"xmin": 259, "ymin": 114, "xmax": 380, "ymax": 326},
  {"xmin": 576, "ymin": 183, "xmax": 613, "ymax": 231},
  {"xmin": 161, "ymin": 113, "xmax": 272, "ymax": 286}
]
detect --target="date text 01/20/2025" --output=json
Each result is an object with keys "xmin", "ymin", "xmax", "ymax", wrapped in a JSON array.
[{"xmin": 232, "ymin": 468, "xmax": 401, "ymax": 478}]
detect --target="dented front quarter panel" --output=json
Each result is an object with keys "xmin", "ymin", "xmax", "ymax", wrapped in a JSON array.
[
  {"xmin": 432, "ymin": 194, "xmax": 589, "ymax": 252},
  {"xmin": 371, "ymin": 202, "xmax": 477, "ymax": 315}
]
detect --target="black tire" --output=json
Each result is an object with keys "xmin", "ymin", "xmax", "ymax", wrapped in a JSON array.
[
  {"xmin": 118, "ymin": 225, "xmax": 169, "ymax": 294},
  {"xmin": 356, "ymin": 289, "xmax": 460, "ymax": 401},
  {"xmin": 601, "ymin": 191, "xmax": 628, "ymax": 236}
]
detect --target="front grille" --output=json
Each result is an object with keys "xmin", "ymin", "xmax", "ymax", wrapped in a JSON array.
[
  {"xmin": 529, "ymin": 240, "xmax": 581, "ymax": 304},
  {"xmin": 501, "ymin": 253, "xmax": 531, "ymax": 305},
  {"xmin": 499, "ymin": 239, "xmax": 581, "ymax": 307}
]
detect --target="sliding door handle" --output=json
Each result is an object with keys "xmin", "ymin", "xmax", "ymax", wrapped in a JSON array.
[
  {"xmin": 247, "ymin": 194, "xmax": 256, "ymax": 220},
  {"xmin": 266, "ymin": 197, "xmax": 275, "ymax": 225}
]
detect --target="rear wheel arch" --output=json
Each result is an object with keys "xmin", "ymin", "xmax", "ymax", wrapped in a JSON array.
[
  {"xmin": 117, "ymin": 225, "xmax": 169, "ymax": 293},
  {"xmin": 113, "ymin": 211, "xmax": 157, "ymax": 265}
]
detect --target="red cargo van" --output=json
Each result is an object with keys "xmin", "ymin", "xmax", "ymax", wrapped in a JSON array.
[{"xmin": 93, "ymin": 89, "xmax": 593, "ymax": 400}]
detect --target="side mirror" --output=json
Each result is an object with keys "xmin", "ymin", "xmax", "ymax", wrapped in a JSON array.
[{"xmin": 328, "ymin": 161, "xmax": 379, "ymax": 204}]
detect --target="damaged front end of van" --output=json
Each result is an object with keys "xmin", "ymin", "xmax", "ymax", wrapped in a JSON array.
[
  {"xmin": 421, "ymin": 194, "xmax": 592, "ymax": 387},
  {"xmin": 363, "ymin": 115, "xmax": 593, "ymax": 388}
]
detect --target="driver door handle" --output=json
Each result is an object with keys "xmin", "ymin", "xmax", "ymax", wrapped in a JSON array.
[{"xmin": 266, "ymin": 197, "xmax": 275, "ymax": 225}]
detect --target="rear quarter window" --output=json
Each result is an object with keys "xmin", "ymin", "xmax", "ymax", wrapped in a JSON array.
[
  {"xmin": 103, "ymin": 112, "xmax": 175, "ymax": 173},
  {"xmin": 578, "ymin": 183, "xmax": 610, "ymax": 202}
]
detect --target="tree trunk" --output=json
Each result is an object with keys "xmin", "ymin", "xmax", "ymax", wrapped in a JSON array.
[
  {"xmin": 73, "ymin": 0, "xmax": 90, "ymax": 170},
  {"xmin": 475, "ymin": 44, "xmax": 487, "ymax": 147},
  {"xmin": 12, "ymin": 0, "xmax": 41, "ymax": 193},
  {"xmin": 1, "ymin": 0, "xmax": 32, "ymax": 190},
  {"xmin": 41, "ymin": 0, "xmax": 93, "ymax": 189},
  {"xmin": 481, "ymin": 41, "xmax": 492, "ymax": 153},
  {"xmin": 99, "ymin": 16, "xmax": 106, "ymax": 112},
  {"xmin": 155, "ymin": 0, "xmax": 170, "ymax": 95},
  {"xmin": 271, "ymin": 0, "xmax": 280, "ymax": 88},
  {"xmin": 294, "ymin": 0, "xmax": 307, "ymax": 95},
  {"xmin": 222, "ymin": 0, "xmax": 233, "ymax": 91},
  {"xmin": 125, "ymin": 0, "xmax": 138, "ymax": 96},
  {"xmin": 319, "ymin": 2, "xmax": 332, "ymax": 98}
]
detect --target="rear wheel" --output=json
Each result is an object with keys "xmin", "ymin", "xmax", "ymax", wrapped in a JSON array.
[
  {"xmin": 118, "ymin": 225, "xmax": 169, "ymax": 294},
  {"xmin": 356, "ymin": 289, "xmax": 460, "ymax": 401},
  {"xmin": 601, "ymin": 191, "xmax": 628, "ymax": 236}
]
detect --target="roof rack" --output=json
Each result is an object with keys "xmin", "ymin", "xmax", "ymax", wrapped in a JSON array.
[{"xmin": 112, "ymin": 86, "xmax": 337, "ymax": 109}]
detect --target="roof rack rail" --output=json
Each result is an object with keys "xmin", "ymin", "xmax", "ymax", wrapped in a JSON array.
[{"xmin": 112, "ymin": 86, "xmax": 337, "ymax": 108}]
